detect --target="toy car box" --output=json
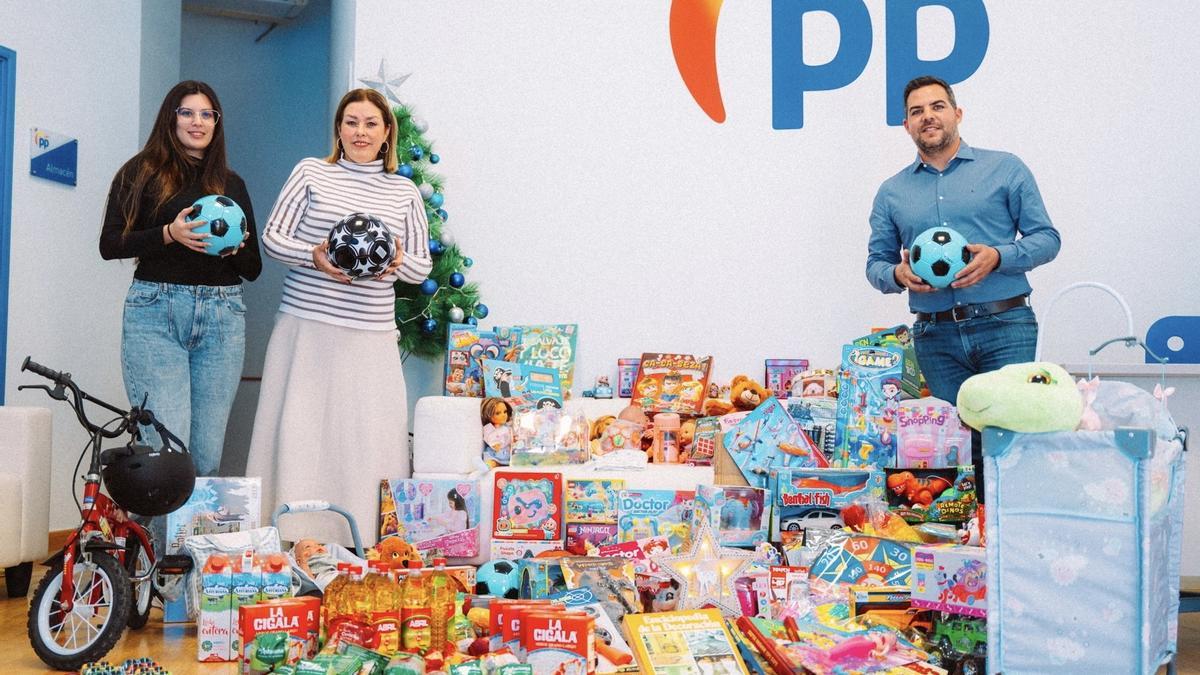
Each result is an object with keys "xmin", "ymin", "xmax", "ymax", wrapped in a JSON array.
[{"xmin": 769, "ymin": 467, "xmax": 885, "ymax": 540}]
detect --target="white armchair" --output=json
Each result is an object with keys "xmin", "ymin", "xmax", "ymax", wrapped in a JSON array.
[{"xmin": 0, "ymin": 407, "xmax": 52, "ymax": 597}]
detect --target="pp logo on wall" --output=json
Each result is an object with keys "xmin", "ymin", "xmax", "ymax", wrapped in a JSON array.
[
  {"xmin": 670, "ymin": 0, "xmax": 991, "ymax": 128},
  {"xmin": 30, "ymin": 128, "xmax": 78, "ymax": 186}
]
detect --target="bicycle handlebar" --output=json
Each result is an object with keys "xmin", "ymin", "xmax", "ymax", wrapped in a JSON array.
[
  {"xmin": 21, "ymin": 356, "xmax": 67, "ymax": 385},
  {"xmin": 21, "ymin": 356, "xmax": 137, "ymax": 440}
]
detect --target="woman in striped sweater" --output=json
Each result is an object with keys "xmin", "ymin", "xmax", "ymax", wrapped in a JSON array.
[{"xmin": 246, "ymin": 89, "xmax": 433, "ymax": 544}]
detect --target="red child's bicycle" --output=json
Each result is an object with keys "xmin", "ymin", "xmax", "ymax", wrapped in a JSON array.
[{"xmin": 20, "ymin": 357, "xmax": 195, "ymax": 670}]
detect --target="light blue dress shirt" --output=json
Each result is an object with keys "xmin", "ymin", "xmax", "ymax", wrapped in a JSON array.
[{"xmin": 866, "ymin": 142, "xmax": 1061, "ymax": 313}]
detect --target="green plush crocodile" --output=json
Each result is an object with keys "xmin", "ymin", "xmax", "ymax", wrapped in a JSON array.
[{"xmin": 956, "ymin": 362, "xmax": 1083, "ymax": 432}]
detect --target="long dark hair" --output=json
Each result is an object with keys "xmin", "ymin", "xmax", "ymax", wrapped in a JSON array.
[{"xmin": 118, "ymin": 80, "xmax": 230, "ymax": 236}]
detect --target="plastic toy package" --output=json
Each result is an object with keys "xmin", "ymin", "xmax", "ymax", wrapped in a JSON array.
[
  {"xmin": 510, "ymin": 407, "xmax": 589, "ymax": 466},
  {"xmin": 378, "ymin": 478, "xmax": 482, "ymax": 558},
  {"xmin": 558, "ymin": 557, "xmax": 641, "ymax": 627},
  {"xmin": 895, "ymin": 399, "xmax": 971, "ymax": 469},
  {"xmin": 883, "ymin": 466, "xmax": 977, "ymax": 523},
  {"xmin": 724, "ymin": 397, "xmax": 829, "ymax": 489},
  {"xmin": 769, "ymin": 467, "xmax": 885, "ymax": 541},
  {"xmin": 692, "ymin": 484, "xmax": 771, "ymax": 548},
  {"xmin": 492, "ymin": 471, "xmax": 563, "ymax": 542}
]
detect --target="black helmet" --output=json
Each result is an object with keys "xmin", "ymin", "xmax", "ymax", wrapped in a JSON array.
[{"xmin": 101, "ymin": 442, "xmax": 196, "ymax": 516}]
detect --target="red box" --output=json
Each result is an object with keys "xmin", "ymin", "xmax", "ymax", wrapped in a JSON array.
[
  {"xmin": 237, "ymin": 596, "xmax": 320, "ymax": 674},
  {"xmin": 522, "ymin": 611, "xmax": 595, "ymax": 674}
]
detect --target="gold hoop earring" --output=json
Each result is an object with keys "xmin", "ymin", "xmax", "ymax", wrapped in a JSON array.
[{"xmin": 379, "ymin": 141, "xmax": 389, "ymax": 156}]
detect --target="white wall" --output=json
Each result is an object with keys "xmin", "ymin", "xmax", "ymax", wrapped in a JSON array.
[
  {"xmin": 0, "ymin": 3, "xmax": 145, "ymax": 530},
  {"xmin": 350, "ymin": 1, "xmax": 1200, "ymax": 570}
]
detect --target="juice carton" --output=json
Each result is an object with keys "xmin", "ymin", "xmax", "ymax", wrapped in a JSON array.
[
  {"xmin": 238, "ymin": 596, "xmax": 321, "ymax": 674},
  {"xmin": 231, "ymin": 549, "xmax": 263, "ymax": 657},
  {"xmin": 198, "ymin": 552, "xmax": 234, "ymax": 661},
  {"xmin": 521, "ymin": 611, "xmax": 595, "ymax": 675},
  {"xmin": 260, "ymin": 552, "xmax": 292, "ymax": 602}
]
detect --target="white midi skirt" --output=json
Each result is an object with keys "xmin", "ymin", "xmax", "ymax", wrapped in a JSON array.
[{"xmin": 246, "ymin": 312, "xmax": 409, "ymax": 547}]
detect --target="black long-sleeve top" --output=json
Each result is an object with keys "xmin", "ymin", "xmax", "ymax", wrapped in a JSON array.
[{"xmin": 99, "ymin": 162, "xmax": 262, "ymax": 284}]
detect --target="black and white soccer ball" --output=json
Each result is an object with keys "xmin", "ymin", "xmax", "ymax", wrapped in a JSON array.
[{"xmin": 327, "ymin": 212, "xmax": 396, "ymax": 279}]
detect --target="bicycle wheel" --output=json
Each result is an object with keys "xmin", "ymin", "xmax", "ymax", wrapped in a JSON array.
[
  {"xmin": 125, "ymin": 540, "xmax": 154, "ymax": 630},
  {"xmin": 27, "ymin": 552, "xmax": 131, "ymax": 670}
]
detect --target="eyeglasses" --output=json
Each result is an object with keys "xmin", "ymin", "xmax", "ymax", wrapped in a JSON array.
[{"xmin": 176, "ymin": 107, "xmax": 220, "ymax": 124}]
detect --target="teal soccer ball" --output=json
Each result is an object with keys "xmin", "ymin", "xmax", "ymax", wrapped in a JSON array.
[
  {"xmin": 187, "ymin": 195, "xmax": 246, "ymax": 256},
  {"xmin": 910, "ymin": 227, "xmax": 971, "ymax": 288}
]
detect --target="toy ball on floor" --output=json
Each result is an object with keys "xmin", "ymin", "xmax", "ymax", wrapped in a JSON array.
[
  {"xmin": 187, "ymin": 195, "xmax": 246, "ymax": 256},
  {"xmin": 476, "ymin": 558, "xmax": 520, "ymax": 599},
  {"xmin": 328, "ymin": 212, "xmax": 395, "ymax": 278},
  {"xmin": 910, "ymin": 226, "xmax": 971, "ymax": 288}
]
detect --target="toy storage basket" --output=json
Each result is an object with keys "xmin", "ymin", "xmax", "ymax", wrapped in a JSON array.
[{"xmin": 984, "ymin": 282, "xmax": 1188, "ymax": 674}]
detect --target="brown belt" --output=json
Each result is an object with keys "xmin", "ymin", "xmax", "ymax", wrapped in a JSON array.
[{"xmin": 916, "ymin": 295, "xmax": 1029, "ymax": 323}]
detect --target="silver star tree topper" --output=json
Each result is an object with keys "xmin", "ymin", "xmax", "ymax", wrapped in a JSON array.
[{"xmin": 359, "ymin": 58, "xmax": 411, "ymax": 106}]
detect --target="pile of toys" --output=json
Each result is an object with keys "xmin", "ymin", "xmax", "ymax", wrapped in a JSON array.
[{"xmin": 176, "ymin": 320, "xmax": 1028, "ymax": 673}]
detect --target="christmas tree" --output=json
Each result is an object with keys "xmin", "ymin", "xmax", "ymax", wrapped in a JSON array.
[{"xmin": 390, "ymin": 104, "xmax": 490, "ymax": 360}]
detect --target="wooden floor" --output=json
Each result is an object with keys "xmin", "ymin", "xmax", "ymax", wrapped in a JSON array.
[{"xmin": 1, "ymin": 566, "xmax": 1198, "ymax": 673}]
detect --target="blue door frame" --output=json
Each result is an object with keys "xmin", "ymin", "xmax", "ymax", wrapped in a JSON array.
[{"xmin": 0, "ymin": 46, "xmax": 13, "ymax": 404}]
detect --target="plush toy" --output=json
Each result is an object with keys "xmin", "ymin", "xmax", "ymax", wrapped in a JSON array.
[
  {"xmin": 369, "ymin": 536, "xmax": 422, "ymax": 567},
  {"xmin": 702, "ymin": 375, "xmax": 772, "ymax": 417},
  {"xmin": 956, "ymin": 362, "xmax": 1084, "ymax": 433}
]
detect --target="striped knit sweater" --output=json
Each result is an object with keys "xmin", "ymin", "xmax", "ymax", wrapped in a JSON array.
[{"xmin": 262, "ymin": 157, "xmax": 433, "ymax": 331}]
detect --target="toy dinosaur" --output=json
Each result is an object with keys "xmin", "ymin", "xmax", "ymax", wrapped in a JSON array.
[
  {"xmin": 956, "ymin": 362, "xmax": 1083, "ymax": 433},
  {"xmin": 886, "ymin": 471, "xmax": 952, "ymax": 506}
]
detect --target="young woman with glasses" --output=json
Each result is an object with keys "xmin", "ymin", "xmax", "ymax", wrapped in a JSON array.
[
  {"xmin": 246, "ymin": 88, "xmax": 433, "ymax": 545},
  {"xmin": 99, "ymin": 80, "xmax": 262, "ymax": 480}
]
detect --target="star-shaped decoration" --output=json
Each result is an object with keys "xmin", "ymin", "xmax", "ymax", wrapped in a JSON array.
[
  {"xmin": 656, "ymin": 519, "xmax": 755, "ymax": 616},
  {"xmin": 359, "ymin": 58, "xmax": 411, "ymax": 106}
]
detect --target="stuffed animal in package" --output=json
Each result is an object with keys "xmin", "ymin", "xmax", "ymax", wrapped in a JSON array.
[{"xmin": 956, "ymin": 362, "xmax": 1083, "ymax": 433}]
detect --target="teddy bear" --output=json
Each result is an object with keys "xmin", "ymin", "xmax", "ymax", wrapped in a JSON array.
[
  {"xmin": 702, "ymin": 374, "xmax": 772, "ymax": 417},
  {"xmin": 677, "ymin": 418, "xmax": 696, "ymax": 461},
  {"xmin": 368, "ymin": 536, "xmax": 422, "ymax": 567}
]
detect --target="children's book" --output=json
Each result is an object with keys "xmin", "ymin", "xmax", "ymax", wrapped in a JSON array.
[
  {"xmin": 379, "ymin": 478, "xmax": 481, "ymax": 558},
  {"xmin": 444, "ymin": 323, "xmax": 521, "ymax": 397},
  {"xmin": 493, "ymin": 471, "xmax": 564, "ymax": 541},
  {"xmin": 482, "ymin": 358, "xmax": 562, "ymax": 413},
  {"xmin": 623, "ymin": 609, "xmax": 749, "ymax": 675},
  {"xmin": 616, "ymin": 489, "xmax": 695, "ymax": 553},
  {"xmin": 631, "ymin": 352, "xmax": 713, "ymax": 415},
  {"xmin": 512, "ymin": 324, "xmax": 579, "ymax": 399},
  {"xmin": 723, "ymin": 397, "xmax": 828, "ymax": 490}
]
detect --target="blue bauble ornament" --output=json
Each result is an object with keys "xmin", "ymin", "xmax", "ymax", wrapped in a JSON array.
[
  {"xmin": 410, "ymin": 145, "xmax": 424, "ymax": 160},
  {"xmin": 421, "ymin": 317, "xmax": 438, "ymax": 334},
  {"xmin": 466, "ymin": 316, "xmax": 478, "ymax": 326},
  {"xmin": 463, "ymin": 257, "xmax": 474, "ymax": 268},
  {"xmin": 474, "ymin": 303, "xmax": 490, "ymax": 319},
  {"xmin": 449, "ymin": 272, "xmax": 465, "ymax": 288},
  {"xmin": 429, "ymin": 239, "xmax": 445, "ymax": 255},
  {"xmin": 428, "ymin": 193, "xmax": 444, "ymax": 209},
  {"xmin": 436, "ymin": 208, "xmax": 448, "ymax": 221},
  {"xmin": 397, "ymin": 163, "xmax": 414, "ymax": 179},
  {"xmin": 420, "ymin": 279, "xmax": 439, "ymax": 295},
  {"xmin": 430, "ymin": 153, "xmax": 440, "ymax": 164}
]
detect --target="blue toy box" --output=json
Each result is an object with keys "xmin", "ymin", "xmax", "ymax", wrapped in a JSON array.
[
  {"xmin": 911, "ymin": 543, "xmax": 987, "ymax": 618},
  {"xmin": 692, "ymin": 485, "xmax": 770, "ymax": 548},
  {"xmin": 833, "ymin": 345, "xmax": 912, "ymax": 469}
]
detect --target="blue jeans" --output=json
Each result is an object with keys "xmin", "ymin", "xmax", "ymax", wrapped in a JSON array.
[
  {"xmin": 121, "ymin": 280, "xmax": 246, "ymax": 477},
  {"xmin": 912, "ymin": 305, "xmax": 1039, "ymax": 502}
]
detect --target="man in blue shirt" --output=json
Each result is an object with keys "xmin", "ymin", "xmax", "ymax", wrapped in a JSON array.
[{"xmin": 867, "ymin": 75, "xmax": 1061, "ymax": 499}]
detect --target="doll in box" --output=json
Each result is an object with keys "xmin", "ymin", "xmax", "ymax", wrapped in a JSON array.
[{"xmin": 481, "ymin": 397, "xmax": 515, "ymax": 467}]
